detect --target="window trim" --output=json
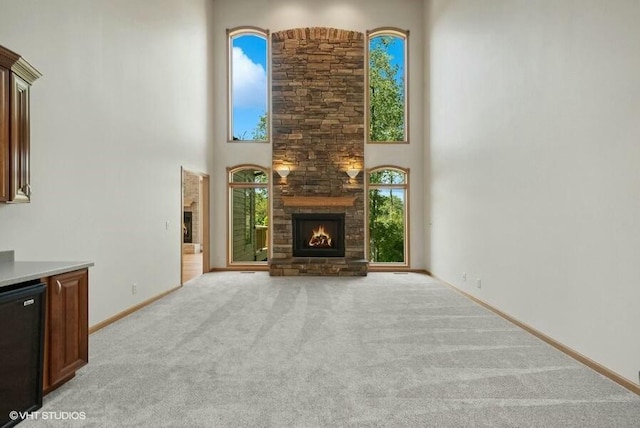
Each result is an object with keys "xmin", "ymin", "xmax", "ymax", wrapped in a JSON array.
[
  {"xmin": 366, "ymin": 165, "xmax": 410, "ymax": 268},
  {"xmin": 227, "ymin": 164, "xmax": 270, "ymax": 266},
  {"xmin": 365, "ymin": 27, "xmax": 409, "ymax": 144},
  {"xmin": 227, "ymin": 26, "xmax": 270, "ymax": 143}
]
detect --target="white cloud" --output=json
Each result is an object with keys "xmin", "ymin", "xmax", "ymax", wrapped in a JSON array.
[{"xmin": 232, "ymin": 47, "xmax": 267, "ymax": 109}]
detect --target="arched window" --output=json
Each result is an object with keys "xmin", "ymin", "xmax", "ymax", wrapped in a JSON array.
[
  {"xmin": 367, "ymin": 166, "xmax": 409, "ymax": 265},
  {"xmin": 228, "ymin": 27, "xmax": 269, "ymax": 142},
  {"xmin": 228, "ymin": 165, "xmax": 269, "ymax": 265},
  {"xmin": 367, "ymin": 28, "xmax": 408, "ymax": 143}
]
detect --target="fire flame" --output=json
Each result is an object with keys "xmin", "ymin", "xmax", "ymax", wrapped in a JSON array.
[{"xmin": 309, "ymin": 225, "xmax": 332, "ymax": 248}]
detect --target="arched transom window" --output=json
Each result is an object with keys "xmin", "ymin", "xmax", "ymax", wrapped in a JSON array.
[
  {"xmin": 367, "ymin": 28, "xmax": 408, "ymax": 143},
  {"xmin": 228, "ymin": 27, "xmax": 269, "ymax": 142}
]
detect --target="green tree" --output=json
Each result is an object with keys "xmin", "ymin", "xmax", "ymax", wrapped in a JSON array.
[
  {"xmin": 369, "ymin": 36, "xmax": 405, "ymax": 142},
  {"xmin": 252, "ymin": 112, "xmax": 268, "ymax": 140},
  {"xmin": 251, "ymin": 171, "xmax": 268, "ymax": 226},
  {"xmin": 254, "ymin": 188, "xmax": 268, "ymax": 226}
]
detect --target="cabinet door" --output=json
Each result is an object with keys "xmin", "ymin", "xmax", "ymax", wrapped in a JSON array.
[
  {"xmin": 47, "ymin": 269, "xmax": 88, "ymax": 389},
  {"xmin": 9, "ymin": 73, "xmax": 30, "ymax": 203},
  {"xmin": 0, "ymin": 67, "xmax": 9, "ymax": 202}
]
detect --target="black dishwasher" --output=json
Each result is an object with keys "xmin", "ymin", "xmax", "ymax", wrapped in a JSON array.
[{"xmin": 0, "ymin": 280, "xmax": 46, "ymax": 428}]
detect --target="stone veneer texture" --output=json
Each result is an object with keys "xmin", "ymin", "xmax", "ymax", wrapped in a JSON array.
[{"xmin": 270, "ymin": 27, "xmax": 366, "ymax": 275}]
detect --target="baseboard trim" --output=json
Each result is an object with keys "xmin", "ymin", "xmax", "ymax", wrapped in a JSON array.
[
  {"xmin": 210, "ymin": 266, "xmax": 269, "ymax": 272},
  {"xmin": 430, "ymin": 274, "xmax": 640, "ymax": 396},
  {"xmin": 368, "ymin": 267, "xmax": 431, "ymax": 274},
  {"xmin": 88, "ymin": 285, "xmax": 182, "ymax": 334}
]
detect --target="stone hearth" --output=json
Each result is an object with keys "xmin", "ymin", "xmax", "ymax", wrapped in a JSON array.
[
  {"xmin": 269, "ymin": 257, "xmax": 368, "ymax": 276},
  {"xmin": 270, "ymin": 28, "xmax": 368, "ymax": 276}
]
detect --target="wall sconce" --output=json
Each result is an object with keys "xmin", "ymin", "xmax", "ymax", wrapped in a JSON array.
[
  {"xmin": 346, "ymin": 168, "xmax": 360, "ymax": 179},
  {"xmin": 275, "ymin": 165, "xmax": 290, "ymax": 179}
]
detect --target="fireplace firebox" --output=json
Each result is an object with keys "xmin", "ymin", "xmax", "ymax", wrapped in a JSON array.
[{"xmin": 292, "ymin": 213, "xmax": 345, "ymax": 257}]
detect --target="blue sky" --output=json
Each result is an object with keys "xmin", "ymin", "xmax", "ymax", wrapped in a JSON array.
[{"xmin": 370, "ymin": 35, "xmax": 405, "ymax": 84}]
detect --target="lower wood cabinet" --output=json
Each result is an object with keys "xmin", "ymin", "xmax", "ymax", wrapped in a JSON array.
[{"xmin": 43, "ymin": 269, "xmax": 88, "ymax": 394}]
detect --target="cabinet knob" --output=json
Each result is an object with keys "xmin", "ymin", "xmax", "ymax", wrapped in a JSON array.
[{"xmin": 56, "ymin": 280, "xmax": 62, "ymax": 295}]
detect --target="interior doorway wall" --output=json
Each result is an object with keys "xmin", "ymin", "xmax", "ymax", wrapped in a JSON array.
[{"xmin": 181, "ymin": 167, "xmax": 210, "ymax": 284}]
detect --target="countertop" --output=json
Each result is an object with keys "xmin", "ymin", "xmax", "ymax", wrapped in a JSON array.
[{"xmin": 0, "ymin": 251, "xmax": 94, "ymax": 288}]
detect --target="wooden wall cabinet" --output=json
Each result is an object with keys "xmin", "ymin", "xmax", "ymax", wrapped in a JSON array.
[
  {"xmin": 43, "ymin": 269, "xmax": 89, "ymax": 394},
  {"xmin": 0, "ymin": 45, "xmax": 41, "ymax": 203}
]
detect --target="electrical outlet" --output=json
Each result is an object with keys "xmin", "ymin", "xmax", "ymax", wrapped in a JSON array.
[
  {"xmin": 476, "ymin": 279, "xmax": 482, "ymax": 289},
  {"xmin": 132, "ymin": 283, "xmax": 138, "ymax": 295},
  {"xmin": 462, "ymin": 273, "xmax": 467, "ymax": 282}
]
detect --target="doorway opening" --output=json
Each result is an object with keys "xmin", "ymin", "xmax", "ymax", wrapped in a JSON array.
[{"xmin": 181, "ymin": 168, "xmax": 210, "ymax": 284}]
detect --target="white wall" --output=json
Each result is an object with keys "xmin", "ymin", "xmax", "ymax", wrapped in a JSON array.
[
  {"xmin": 429, "ymin": 0, "xmax": 640, "ymax": 384},
  {"xmin": 210, "ymin": 0, "xmax": 426, "ymax": 268},
  {"xmin": 0, "ymin": 0, "xmax": 212, "ymax": 326}
]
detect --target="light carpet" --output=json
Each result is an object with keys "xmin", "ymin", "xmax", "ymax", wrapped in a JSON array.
[{"xmin": 23, "ymin": 272, "xmax": 640, "ymax": 427}]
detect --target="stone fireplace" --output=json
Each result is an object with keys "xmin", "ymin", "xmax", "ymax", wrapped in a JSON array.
[
  {"xmin": 183, "ymin": 172, "xmax": 201, "ymax": 254},
  {"xmin": 269, "ymin": 27, "xmax": 368, "ymax": 276}
]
